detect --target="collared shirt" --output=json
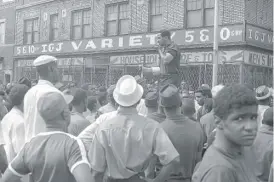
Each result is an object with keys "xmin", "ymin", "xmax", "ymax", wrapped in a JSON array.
[
  {"xmin": 1, "ymin": 107, "xmax": 25, "ymax": 162},
  {"xmin": 8, "ymin": 131, "xmax": 90, "ymax": 182},
  {"xmin": 160, "ymin": 115, "xmax": 205, "ymax": 180},
  {"xmin": 78, "ymin": 111, "xmax": 117, "ymax": 152},
  {"xmin": 24, "ymin": 80, "xmax": 64, "ymax": 142},
  {"xmin": 68, "ymin": 111, "xmax": 90, "ymax": 136},
  {"xmin": 136, "ymin": 99, "xmax": 148, "ymax": 116},
  {"xmin": 147, "ymin": 112, "xmax": 166, "ymax": 123},
  {"xmin": 200, "ymin": 111, "xmax": 216, "ymax": 140},
  {"xmin": 257, "ymin": 105, "xmax": 270, "ymax": 127},
  {"xmin": 252, "ymin": 124, "xmax": 273, "ymax": 182},
  {"xmin": 88, "ymin": 107, "xmax": 179, "ymax": 179},
  {"xmin": 98, "ymin": 103, "xmax": 116, "ymax": 115},
  {"xmin": 192, "ymin": 146, "xmax": 259, "ymax": 182}
]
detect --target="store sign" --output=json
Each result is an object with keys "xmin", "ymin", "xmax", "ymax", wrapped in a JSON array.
[
  {"xmin": 246, "ymin": 24, "xmax": 273, "ymax": 50},
  {"xmin": 244, "ymin": 51, "xmax": 273, "ymax": 67},
  {"xmin": 16, "ymin": 57, "xmax": 84, "ymax": 67},
  {"xmin": 180, "ymin": 50, "xmax": 244, "ymax": 64},
  {"xmin": 110, "ymin": 54, "xmax": 158, "ymax": 66},
  {"xmin": 14, "ymin": 25, "xmax": 244, "ymax": 56}
]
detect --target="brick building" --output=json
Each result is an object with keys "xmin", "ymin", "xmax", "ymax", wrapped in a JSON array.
[
  {"xmin": 0, "ymin": 0, "xmax": 18, "ymax": 84},
  {"xmin": 13, "ymin": 0, "xmax": 273, "ymax": 88}
]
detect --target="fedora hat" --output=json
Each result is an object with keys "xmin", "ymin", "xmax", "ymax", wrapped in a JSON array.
[
  {"xmin": 113, "ymin": 75, "xmax": 144, "ymax": 107},
  {"xmin": 256, "ymin": 85, "xmax": 271, "ymax": 100},
  {"xmin": 159, "ymin": 84, "xmax": 181, "ymax": 108}
]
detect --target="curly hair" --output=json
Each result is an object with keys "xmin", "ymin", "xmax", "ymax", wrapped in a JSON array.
[{"xmin": 213, "ymin": 84, "xmax": 258, "ymax": 119}]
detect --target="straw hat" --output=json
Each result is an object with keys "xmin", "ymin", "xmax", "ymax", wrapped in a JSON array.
[{"xmin": 113, "ymin": 75, "xmax": 143, "ymax": 107}]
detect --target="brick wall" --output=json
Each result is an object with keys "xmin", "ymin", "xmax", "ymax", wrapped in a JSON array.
[
  {"xmin": 219, "ymin": 0, "xmax": 245, "ymax": 24},
  {"xmin": 245, "ymin": 0, "xmax": 273, "ymax": 30},
  {"xmin": 15, "ymin": 0, "xmax": 271, "ymax": 46},
  {"xmin": 15, "ymin": 0, "xmax": 91, "ymax": 45}
]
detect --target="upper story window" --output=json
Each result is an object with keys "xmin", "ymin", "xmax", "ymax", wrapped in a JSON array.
[
  {"xmin": 187, "ymin": 0, "xmax": 214, "ymax": 28},
  {"xmin": 150, "ymin": 0, "xmax": 163, "ymax": 32},
  {"xmin": 71, "ymin": 9, "xmax": 91, "ymax": 40},
  {"xmin": 50, "ymin": 14, "xmax": 58, "ymax": 41},
  {"xmin": 0, "ymin": 20, "xmax": 5, "ymax": 44},
  {"xmin": 24, "ymin": 18, "xmax": 39, "ymax": 44},
  {"xmin": 106, "ymin": 2, "xmax": 129, "ymax": 36}
]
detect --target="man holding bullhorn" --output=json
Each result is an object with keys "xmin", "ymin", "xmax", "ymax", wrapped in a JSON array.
[{"xmin": 143, "ymin": 30, "xmax": 181, "ymax": 89}]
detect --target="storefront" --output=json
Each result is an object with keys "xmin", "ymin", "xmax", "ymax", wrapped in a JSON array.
[{"xmin": 13, "ymin": 23, "xmax": 272, "ymax": 88}]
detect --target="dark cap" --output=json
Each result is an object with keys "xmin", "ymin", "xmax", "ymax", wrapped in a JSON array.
[
  {"xmin": 159, "ymin": 84, "xmax": 181, "ymax": 108},
  {"xmin": 145, "ymin": 91, "xmax": 158, "ymax": 108},
  {"xmin": 9, "ymin": 84, "xmax": 29, "ymax": 106},
  {"xmin": 18, "ymin": 77, "xmax": 31, "ymax": 88}
]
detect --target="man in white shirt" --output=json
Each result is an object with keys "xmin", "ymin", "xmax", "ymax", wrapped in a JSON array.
[
  {"xmin": 1, "ymin": 84, "xmax": 29, "ymax": 162},
  {"xmin": 24, "ymin": 55, "xmax": 65, "ymax": 142}
]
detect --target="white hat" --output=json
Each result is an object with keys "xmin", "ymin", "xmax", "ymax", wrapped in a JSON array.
[
  {"xmin": 256, "ymin": 85, "xmax": 271, "ymax": 101},
  {"xmin": 33, "ymin": 55, "xmax": 57, "ymax": 67},
  {"xmin": 211, "ymin": 85, "xmax": 224, "ymax": 98},
  {"xmin": 113, "ymin": 75, "xmax": 144, "ymax": 107}
]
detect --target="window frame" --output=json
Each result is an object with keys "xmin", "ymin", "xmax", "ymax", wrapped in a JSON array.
[
  {"xmin": 23, "ymin": 18, "xmax": 39, "ymax": 45},
  {"xmin": 186, "ymin": 0, "xmax": 215, "ymax": 28},
  {"xmin": 149, "ymin": 0, "xmax": 164, "ymax": 32},
  {"xmin": 105, "ymin": 2, "xmax": 130, "ymax": 36},
  {"xmin": 49, "ymin": 14, "xmax": 59, "ymax": 41},
  {"xmin": 0, "ymin": 19, "xmax": 6, "ymax": 45},
  {"xmin": 71, "ymin": 8, "xmax": 92, "ymax": 40}
]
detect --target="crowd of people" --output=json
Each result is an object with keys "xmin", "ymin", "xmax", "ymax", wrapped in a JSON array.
[{"xmin": 0, "ymin": 30, "xmax": 272, "ymax": 182}]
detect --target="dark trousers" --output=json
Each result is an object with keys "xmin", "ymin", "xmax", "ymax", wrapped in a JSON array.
[{"xmin": 159, "ymin": 74, "xmax": 181, "ymax": 90}]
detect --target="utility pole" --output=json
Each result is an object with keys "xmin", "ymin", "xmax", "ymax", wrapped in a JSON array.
[{"xmin": 212, "ymin": 0, "xmax": 219, "ymax": 86}]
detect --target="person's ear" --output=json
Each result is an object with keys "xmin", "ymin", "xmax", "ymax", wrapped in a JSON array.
[{"xmin": 214, "ymin": 115, "xmax": 224, "ymax": 130}]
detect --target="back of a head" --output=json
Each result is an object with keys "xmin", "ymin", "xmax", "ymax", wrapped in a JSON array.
[
  {"xmin": 161, "ymin": 30, "xmax": 171, "ymax": 39},
  {"xmin": 196, "ymin": 86, "xmax": 212, "ymax": 98},
  {"xmin": 87, "ymin": 96, "xmax": 98, "ymax": 112},
  {"xmin": 213, "ymin": 84, "xmax": 258, "ymax": 119},
  {"xmin": 181, "ymin": 97, "xmax": 195, "ymax": 115},
  {"xmin": 262, "ymin": 107, "xmax": 273, "ymax": 127},
  {"xmin": 145, "ymin": 91, "xmax": 158, "ymax": 109},
  {"xmin": 204, "ymin": 98, "xmax": 213, "ymax": 113},
  {"xmin": 9, "ymin": 84, "xmax": 29, "ymax": 107},
  {"xmin": 71, "ymin": 88, "xmax": 87, "ymax": 106},
  {"xmin": 38, "ymin": 92, "xmax": 67, "ymax": 123},
  {"xmin": 34, "ymin": 55, "xmax": 57, "ymax": 77}
]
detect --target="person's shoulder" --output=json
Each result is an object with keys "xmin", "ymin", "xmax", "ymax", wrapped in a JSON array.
[
  {"xmin": 200, "ymin": 112, "xmax": 214, "ymax": 124},
  {"xmin": 193, "ymin": 165, "xmax": 237, "ymax": 182}
]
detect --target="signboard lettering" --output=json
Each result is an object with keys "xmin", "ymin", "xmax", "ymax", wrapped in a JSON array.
[
  {"xmin": 246, "ymin": 24, "xmax": 273, "ymax": 50},
  {"xmin": 244, "ymin": 51, "xmax": 272, "ymax": 67},
  {"xmin": 180, "ymin": 51, "xmax": 244, "ymax": 64},
  {"xmin": 14, "ymin": 25, "xmax": 244, "ymax": 56},
  {"xmin": 110, "ymin": 54, "xmax": 158, "ymax": 65},
  {"xmin": 16, "ymin": 57, "xmax": 84, "ymax": 67}
]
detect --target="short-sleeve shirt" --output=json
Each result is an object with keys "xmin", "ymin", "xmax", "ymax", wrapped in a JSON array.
[
  {"xmin": 98, "ymin": 103, "xmax": 116, "ymax": 115},
  {"xmin": 192, "ymin": 145, "xmax": 259, "ymax": 182},
  {"xmin": 68, "ymin": 111, "xmax": 91, "ymax": 136},
  {"xmin": 252, "ymin": 124, "xmax": 273, "ymax": 182},
  {"xmin": 160, "ymin": 115, "xmax": 205, "ymax": 180},
  {"xmin": 78, "ymin": 111, "xmax": 117, "ymax": 152},
  {"xmin": 160, "ymin": 42, "xmax": 181, "ymax": 75},
  {"xmin": 200, "ymin": 111, "xmax": 216, "ymax": 140},
  {"xmin": 24, "ymin": 80, "xmax": 64, "ymax": 142},
  {"xmin": 8, "ymin": 131, "xmax": 90, "ymax": 182},
  {"xmin": 1, "ymin": 107, "xmax": 25, "ymax": 162},
  {"xmin": 147, "ymin": 112, "xmax": 166, "ymax": 123},
  {"xmin": 88, "ymin": 107, "xmax": 179, "ymax": 179}
]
